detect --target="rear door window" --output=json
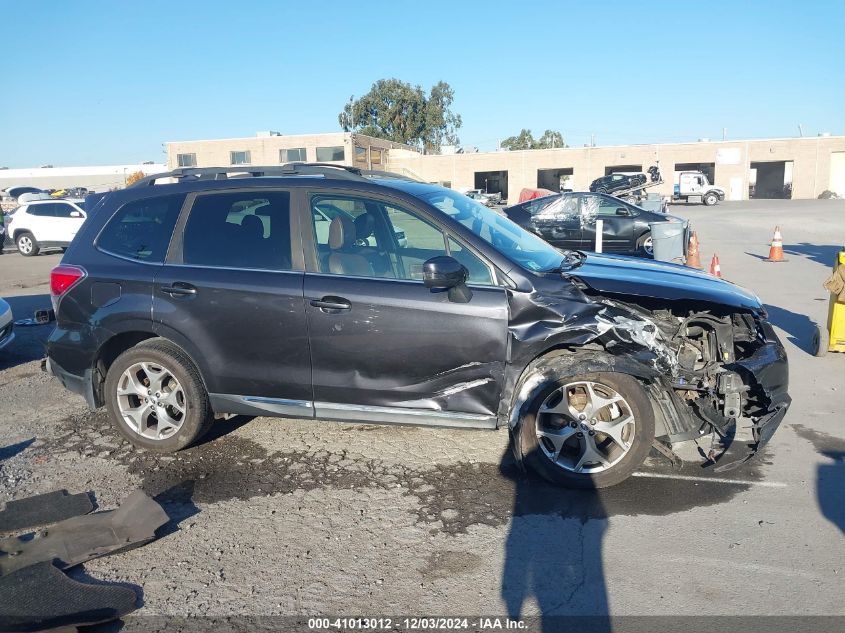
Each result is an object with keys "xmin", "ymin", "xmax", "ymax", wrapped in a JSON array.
[
  {"xmin": 182, "ymin": 191, "xmax": 293, "ymax": 271},
  {"xmin": 98, "ymin": 194, "xmax": 186, "ymax": 262},
  {"xmin": 28, "ymin": 204, "xmax": 56, "ymax": 217}
]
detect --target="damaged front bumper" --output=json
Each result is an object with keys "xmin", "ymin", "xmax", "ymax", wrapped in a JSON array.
[
  {"xmin": 713, "ymin": 323, "xmax": 791, "ymax": 472},
  {"xmin": 713, "ymin": 398, "xmax": 790, "ymax": 472}
]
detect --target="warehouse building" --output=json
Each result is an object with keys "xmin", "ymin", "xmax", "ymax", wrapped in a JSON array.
[
  {"xmin": 165, "ymin": 132, "xmax": 845, "ymax": 204},
  {"xmin": 166, "ymin": 132, "xmax": 415, "ymax": 173},
  {"xmin": 0, "ymin": 163, "xmax": 167, "ymax": 194},
  {"xmin": 387, "ymin": 135, "xmax": 845, "ymax": 203}
]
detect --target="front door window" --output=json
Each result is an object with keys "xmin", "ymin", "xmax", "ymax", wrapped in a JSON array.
[{"xmin": 309, "ymin": 195, "xmax": 494, "ymax": 285}]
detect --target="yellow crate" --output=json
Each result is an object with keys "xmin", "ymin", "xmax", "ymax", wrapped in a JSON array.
[{"xmin": 824, "ymin": 251, "xmax": 845, "ymax": 353}]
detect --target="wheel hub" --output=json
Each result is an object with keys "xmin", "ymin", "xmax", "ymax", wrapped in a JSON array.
[
  {"xmin": 116, "ymin": 361, "xmax": 186, "ymax": 441},
  {"xmin": 535, "ymin": 380, "xmax": 636, "ymax": 474}
]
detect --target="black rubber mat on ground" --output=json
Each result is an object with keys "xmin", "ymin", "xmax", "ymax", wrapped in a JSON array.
[
  {"xmin": 0, "ymin": 490, "xmax": 169, "ymax": 576},
  {"xmin": 0, "ymin": 561, "xmax": 137, "ymax": 632},
  {"xmin": 0, "ymin": 490, "xmax": 94, "ymax": 534}
]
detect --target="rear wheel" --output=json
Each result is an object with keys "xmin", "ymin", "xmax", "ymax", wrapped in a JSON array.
[
  {"xmin": 636, "ymin": 233, "xmax": 654, "ymax": 257},
  {"xmin": 16, "ymin": 232, "xmax": 39, "ymax": 256},
  {"xmin": 518, "ymin": 370, "xmax": 655, "ymax": 488},
  {"xmin": 596, "ymin": 186, "xmax": 608, "ymax": 194},
  {"xmin": 703, "ymin": 192, "xmax": 719, "ymax": 206},
  {"xmin": 104, "ymin": 339, "xmax": 214, "ymax": 452}
]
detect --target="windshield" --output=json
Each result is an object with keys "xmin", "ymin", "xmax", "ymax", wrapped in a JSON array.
[{"xmin": 403, "ymin": 184, "xmax": 567, "ymax": 272}]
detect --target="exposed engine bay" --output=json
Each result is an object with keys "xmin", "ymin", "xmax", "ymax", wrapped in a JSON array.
[{"xmin": 594, "ymin": 297, "xmax": 785, "ymax": 467}]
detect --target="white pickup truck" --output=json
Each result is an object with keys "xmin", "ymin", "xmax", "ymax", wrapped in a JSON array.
[{"xmin": 673, "ymin": 171, "xmax": 725, "ymax": 206}]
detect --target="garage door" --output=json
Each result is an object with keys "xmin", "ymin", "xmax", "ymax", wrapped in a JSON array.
[{"xmin": 830, "ymin": 152, "xmax": 845, "ymax": 197}]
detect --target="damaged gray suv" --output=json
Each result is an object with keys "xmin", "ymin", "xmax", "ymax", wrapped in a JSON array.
[{"xmin": 46, "ymin": 164, "xmax": 790, "ymax": 488}]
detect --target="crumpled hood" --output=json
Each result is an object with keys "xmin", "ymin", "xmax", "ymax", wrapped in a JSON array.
[{"xmin": 568, "ymin": 252, "xmax": 762, "ymax": 311}]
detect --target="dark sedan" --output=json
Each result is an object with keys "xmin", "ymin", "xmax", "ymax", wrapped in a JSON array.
[
  {"xmin": 504, "ymin": 192, "xmax": 686, "ymax": 256},
  {"xmin": 589, "ymin": 173, "xmax": 647, "ymax": 193}
]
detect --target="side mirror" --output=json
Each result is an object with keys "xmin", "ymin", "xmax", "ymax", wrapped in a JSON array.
[
  {"xmin": 70, "ymin": 210, "xmax": 82, "ymax": 218},
  {"xmin": 615, "ymin": 207, "xmax": 630, "ymax": 216},
  {"xmin": 423, "ymin": 255, "xmax": 472, "ymax": 303}
]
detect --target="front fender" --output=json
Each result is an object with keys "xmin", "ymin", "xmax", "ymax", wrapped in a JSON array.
[{"xmin": 504, "ymin": 350, "xmax": 664, "ymax": 466}]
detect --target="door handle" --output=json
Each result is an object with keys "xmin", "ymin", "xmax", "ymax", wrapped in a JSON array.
[
  {"xmin": 310, "ymin": 296, "xmax": 351, "ymax": 312},
  {"xmin": 160, "ymin": 283, "xmax": 197, "ymax": 297}
]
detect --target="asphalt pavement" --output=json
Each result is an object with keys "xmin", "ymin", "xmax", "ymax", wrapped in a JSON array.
[{"xmin": 0, "ymin": 200, "xmax": 842, "ymax": 625}]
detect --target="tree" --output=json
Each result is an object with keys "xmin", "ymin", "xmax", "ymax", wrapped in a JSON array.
[
  {"xmin": 124, "ymin": 170, "xmax": 145, "ymax": 186},
  {"xmin": 500, "ymin": 129, "xmax": 536, "ymax": 151},
  {"xmin": 339, "ymin": 79, "xmax": 462, "ymax": 152},
  {"xmin": 536, "ymin": 129, "xmax": 565, "ymax": 149},
  {"xmin": 500, "ymin": 129, "xmax": 566, "ymax": 151}
]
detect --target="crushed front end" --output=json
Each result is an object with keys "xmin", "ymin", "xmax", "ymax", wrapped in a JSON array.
[{"xmin": 625, "ymin": 301, "xmax": 790, "ymax": 470}]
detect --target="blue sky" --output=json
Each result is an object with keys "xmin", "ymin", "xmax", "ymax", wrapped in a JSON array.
[{"xmin": 1, "ymin": 0, "xmax": 843, "ymax": 167}]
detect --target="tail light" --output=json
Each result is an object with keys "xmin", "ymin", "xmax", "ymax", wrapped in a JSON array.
[{"xmin": 50, "ymin": 265, "xmax": 86, "ymax": 297}]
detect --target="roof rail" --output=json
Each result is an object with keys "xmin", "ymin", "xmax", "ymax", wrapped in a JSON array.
[
  {"xmin": 360, "ymin": 169, "xmax": 419, "ymax": 182},
  {"xmin": 128, "ymin": 163, "xmax": 366, "ymax": 188}
]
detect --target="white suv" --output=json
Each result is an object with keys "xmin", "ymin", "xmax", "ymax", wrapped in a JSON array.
[{"xmin": 7, "ymin": 199, "xmax": 87, "ymax": 256}]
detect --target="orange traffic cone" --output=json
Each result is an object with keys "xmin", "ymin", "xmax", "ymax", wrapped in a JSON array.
[
  {"xmin": 764, "ymin": 226, "xmax": 787, "ymax": 262},
  {"xmin": 710, "ymin": 254, "xmax": 722, "ymax": 278},
  {"xmin": 686, "ymin": 231, "xmax": 702, "ymax": 269}
]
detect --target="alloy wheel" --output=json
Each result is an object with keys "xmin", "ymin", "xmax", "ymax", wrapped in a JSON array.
[
  {"xmin": 18, "ymin": 237, "xmax": 32, "ymax": 254},
  {"xmin": 535, "ymin": 380, "xmax": 636, "ymax": 474},
  {"xmin": 116, "ymin": 361, "xmax": 186, "ymax": 440},
  {"xmin": 644, "ymin": 236, "xmax": 654, "ymax": 256}
]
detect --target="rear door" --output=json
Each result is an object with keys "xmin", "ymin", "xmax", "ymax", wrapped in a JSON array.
[
  {"xmin": 579, "ymin": 194, "xmax": 637, "ymax": 253},
  {"xmin": 301, "ymin": 189, "xmax": 509, "ymax": 424},
  {"xmin": 153, "ymin": 188, "xmax": 312, "ymax": 414},
  {"xmin": 23, "ymin": 203, "xmax": 55, "ymax": 241}
]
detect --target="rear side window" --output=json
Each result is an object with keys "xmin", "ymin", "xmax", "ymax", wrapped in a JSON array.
[
  {"xmin": 28, "ymin": 204, "xmax": 56, "ymax": 217},
  {"xmin": 98, "ymin": 194, "xmax": 185, "ymax": 262},
  {"xmin": 182, "ymin": 191, "xmax": 292, "ymax": 271}
]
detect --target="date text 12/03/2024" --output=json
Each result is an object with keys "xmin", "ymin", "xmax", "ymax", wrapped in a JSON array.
[{"xmin": 308, "ymin": 617, "xmax": 527, "ymax": 630}]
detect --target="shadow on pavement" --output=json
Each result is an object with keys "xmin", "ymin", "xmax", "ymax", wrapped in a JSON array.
[
  {"xmin": 0, "ymin": 438, "xmax": 35, "ymax": 461},
  {"xmin": 782, "ymin": 243, "xmax": 841, "ymax": 268},
  {"xmin": 0, "ymin": 294, "xmax": 53, "ymax": 371},
  {"xmin": 500, "ymin": 444, "xmax": 610, "ymax": 631},
  {"xmin": 763, "ymin": 303, "xmax": 818, "ymax": 354},
  {"xmin": 818, "ymin": 452, "xmax": 845, "ymax": 535}
]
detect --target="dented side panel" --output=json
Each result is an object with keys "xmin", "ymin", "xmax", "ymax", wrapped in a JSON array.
[{"xmin": 305, "ymin": 274, "xmax": 509, "ymax": 416}]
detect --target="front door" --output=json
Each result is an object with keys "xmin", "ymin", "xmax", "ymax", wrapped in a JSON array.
[
  {"xmin": 302, "ymin": 191, "xmax": 509, "ymax": 426},
  {"xmin": 578, "ymin": 194, "xmax": 636, "ymax": 253},
  {"xmin": 52, "ymin": 202, "xmax": 86, "ymax": 243},
  {"xmin": 529, "ymin": 195, "xmax": 583, "ymax": 249},
  {"xmin": 153, "ymin": 189, "xmax": 312, "ymax": 415}
]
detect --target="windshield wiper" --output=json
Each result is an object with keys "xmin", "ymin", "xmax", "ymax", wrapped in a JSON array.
[{"xmin": 544, "ymin": 250, "xmax": 586, "ymax": 273}]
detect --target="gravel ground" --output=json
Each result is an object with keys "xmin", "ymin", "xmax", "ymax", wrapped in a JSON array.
[{"xmin": 0, "ymin": 200, "xmax": 843, "ymax": 626}]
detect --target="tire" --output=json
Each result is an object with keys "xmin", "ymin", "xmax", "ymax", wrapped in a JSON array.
[
  {"xmin": 517, "ymin": 368, "xmax": 655, "ymax": 489},
  {"xmin": 703, "ymin": 192, "xmax": 719, "ymax": 206},
  {"xmin": 16, "ymin": 232, "xmax": 39, "ymax": 256},
  {"xmin": 636, "ymin": 233, "xmax": 654, "ymax": 257},
  {"xmin": 812, "ymin": 323, "xmax": 829, "ymax": 357},
  {"xmin": 104, "ymin": 339, "xmax": 214, "ymax": 452},
  {"xmin": 596, "ymin": 187, "xmax": 608, "ymax": 194}
]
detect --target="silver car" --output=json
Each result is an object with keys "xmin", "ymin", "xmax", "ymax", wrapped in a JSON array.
[{"xmin": 0, "ymin": 298, "xmax": 14, "ymax": 349}]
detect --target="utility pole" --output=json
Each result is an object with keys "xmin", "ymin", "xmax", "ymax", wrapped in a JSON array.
[
  {"xmin": 722, "ymin": 127, "xmax": 727, "ymax": 141},
  {"xmin": 798, "ymin": 124, "xmax": 804, "ymax": 137}
]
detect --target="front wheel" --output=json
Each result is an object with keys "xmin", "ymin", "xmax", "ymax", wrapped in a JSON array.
[
  {"xmin": 703, "ymin": 192, "xmax": 719, "ymax": 206},
  {"xmin": 104, "ymin": 339, "xmax": 214, "ymax": 452},
  {"xmin": 518, "ymin": 371, "xmax": 655, "ymax": 488},
  {"xmin": 16, "ymin": 232, "xmax": 39, "ymax": 256}
]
